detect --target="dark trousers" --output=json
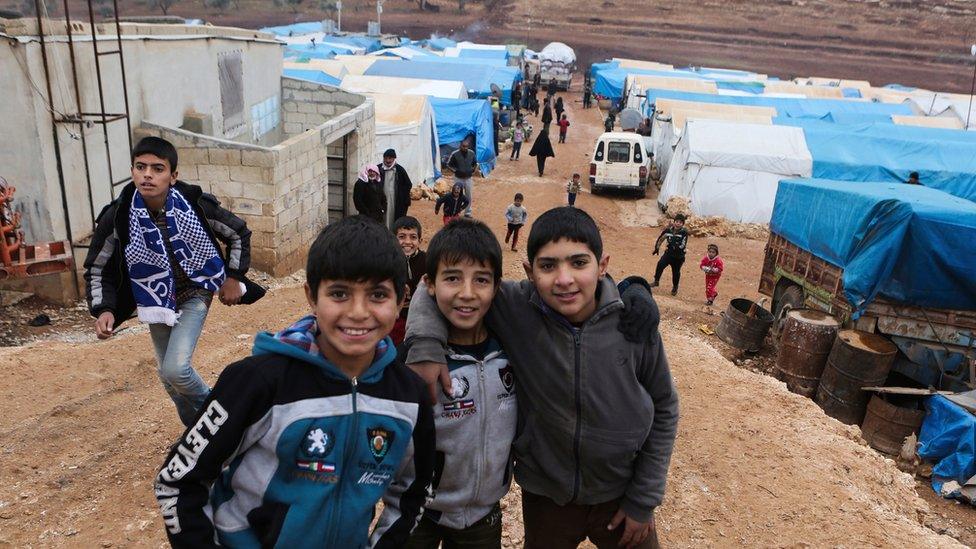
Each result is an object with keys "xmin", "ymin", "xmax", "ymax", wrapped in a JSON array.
[
  {"xmin": 654, "ymin": 251, "xmax": 685, "ymax": 290},
  {"xmin": 568, "ymin": 192, "xmax": 578, "ymax": 206},
  {"xmin": 536, "ymin": 156, "xmax": 547, "ymax": 176},
  {"xmin": 559, "ymin": 131, "xmax": 567, "ymax": 143},
  {"xmin": 511, "ymin": 141, "xmax": 522, "ymax": 159},
  {"xmin": 505, "ymin": 223, "xmax": 523, "ymax": 249},
  {"xmin": 522, "ymin": 491, "xmax": 660, "ymax": 549},
  {"xmin": 405, "ymin": 504, "xmax": 503, "ymax": 549}
]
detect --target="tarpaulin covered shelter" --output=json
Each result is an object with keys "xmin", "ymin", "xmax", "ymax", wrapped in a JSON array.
[
  {"xmin": 282, "ymin": 68, "xmax": 342, "ymax": 86},
  {"xmin": 774, "ymin": 119, "xmax": 976, "ymax": 201},
  {"xmin": 283, "ymin": 59, "xmax": 348, "ymax": 80},
  {"xmin": 365, "ymin": 60, "xmax": 520, "ymax": 105},
  {"xmin": 640, "ymin": 88, "xmax": 913, "ymax": 119},
  {"xmin": 650, "ymin": 99, "xmax": 776, "ymax": 176},
  {"xmin": 332, "ymin": 55, "xmax": 380, "ymax": 75},
  {"xmin": 340, "ymin": 75, "xmax": 466, "ymax": 99},
  {"xmin": 429, "ymin": 97, "xmax": 496, "ymax": 176},
  {"xmin": 659, "ymin": 119, "xmax": 812, "ymax": 223},
  {"xmin": 771, "ymin": 178, "xmax": 976, "ymax": 311}
]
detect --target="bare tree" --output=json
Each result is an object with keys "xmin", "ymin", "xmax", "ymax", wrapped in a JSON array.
[
  {"xmin": 141, "ymin": 0, "xmax": 180, "ymax": 15},
  {"xmin": 273, "ymin": 0, "xmax": 305, "ymax": 14},
  {"xmin": 204, "ymin": 0, "xmax": 232, "ymax": 12}
]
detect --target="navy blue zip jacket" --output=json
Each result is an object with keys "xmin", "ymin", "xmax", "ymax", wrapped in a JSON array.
[{"xmin": 154, "ymin": 317, "xmax": 435, "ymax": 548}]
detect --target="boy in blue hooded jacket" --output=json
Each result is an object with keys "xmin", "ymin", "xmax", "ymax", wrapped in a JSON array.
[{"xmin": 154, "ymin": 216, "xmax": 435, "ymax": 548}]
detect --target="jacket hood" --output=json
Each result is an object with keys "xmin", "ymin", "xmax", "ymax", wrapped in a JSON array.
[{"xmin": 252, "ymin": 315, "xmax": 397, "ymax": 383}]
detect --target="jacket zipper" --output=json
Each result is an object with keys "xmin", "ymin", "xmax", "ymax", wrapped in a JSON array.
[
  {"xmin": 328, "ymin": 376, "xmax": 358, "ymax": 547},
  {"xmin": 570, "ymin": 330, "xmax": 583, "ymax": 503},
  {"xmin": 473, "ymin": 359, "xmax": 488, "ymax": 524}
]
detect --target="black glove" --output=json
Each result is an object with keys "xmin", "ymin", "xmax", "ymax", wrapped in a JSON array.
[
  {"xmin": 617, "ymin": 276, "xmax": 660, "ymax": 344},
  {"xmin": 652, "ymin": 248, "xmax": 659, "ymax": 256}
]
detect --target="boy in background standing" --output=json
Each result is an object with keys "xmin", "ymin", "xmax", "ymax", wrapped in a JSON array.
[{"xmin": 504, "ymin": 193, "xmax": 528, "ymax": 252}]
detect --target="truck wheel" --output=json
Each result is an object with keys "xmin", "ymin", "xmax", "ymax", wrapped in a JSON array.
[{"xmin": 773, "ymin": 284, "xmax": 803, "ymax": 338}]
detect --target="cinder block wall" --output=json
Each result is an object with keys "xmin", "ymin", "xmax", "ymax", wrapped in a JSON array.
[{"xmin": 137, "ymin": 82, "xmax": 374, "ymax": 276}]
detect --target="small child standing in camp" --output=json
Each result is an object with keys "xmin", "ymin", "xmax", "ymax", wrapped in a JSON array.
[
  {"xmin": 566, "ymin": 173, "xmax": 582, "ymax": 207},
  {"xmin": 557, "ymin": 114, "xmax": 571, "ymax": 143},
  {"xmin": 510, "ymin": 121, "xmax": 525, "ymax": 161},
  {"xmin": 700, "ymin": 244, "xmax": 724, "ymax": 306},
  {"xmin": 504, "ymin": 192, "xmax": 528, "ymax": 252}
]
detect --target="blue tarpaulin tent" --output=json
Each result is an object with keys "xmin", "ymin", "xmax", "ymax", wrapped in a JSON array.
[
  {"xmin": 366, "ymin": 60, "xmax": 519, "ymax": 105},
  {"xmin": 283, "ymin": 44, "xmax": 353, "ymax": 60},
  {"xmin": 640, "ymin": 88, "xmax": 913, "ymax": 118},
  {"xmin": 775, "ymin": 119, "xmax": 976, "ymax": 202},
  {"xmin": 429, "ymin": 97, "xmax": 496, "ymax": 176},
  {"xmin": 918, "ymin": 395, "xmax": 976, "ymax": 501},
  {"xmin": 427, "ymin": 37, "xmax": 457, "ymax": 51},
  {"xmin": 282, "ymin": 69, "xmax": 342, "ymax": 86},
  {"xmin": 770, "ymin": 178, "xmax": 976, "ymax": 312},
  {"xmin": 260, "ymin": 22, "xmax": 323, "ymax": 35}
]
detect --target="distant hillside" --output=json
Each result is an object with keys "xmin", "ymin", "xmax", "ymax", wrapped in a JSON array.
[{"xmin": 3, "ymin": 0, "xmax": 975, "ymax": 92}]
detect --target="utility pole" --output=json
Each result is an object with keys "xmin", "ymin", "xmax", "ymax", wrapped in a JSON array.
[
  {"xmin": 968, "ymin": 44, "xmax": 976, "ymax": 129},
  {"xmin": 336, "ymin": 0, "xmax": 342, "ymax": 32},
  {"xmin": 377, "ymin": 0, "xmax": 383, "ymax": 34}
]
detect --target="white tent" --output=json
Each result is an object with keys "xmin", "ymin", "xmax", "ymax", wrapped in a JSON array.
[
  {"xmin": 369, "ymin": 93, "xmax": 441, "ymax": 225},
  {"xmin": 339, "ymin": 74, "xmax": 466, "ymax": 99},
  {"xmin": 659, "ymin": 119, "xmax": 812, "ymax": 223},
  {"xmin": 649, "ymin": 99, "xmax": 777, "ymax": 178}
]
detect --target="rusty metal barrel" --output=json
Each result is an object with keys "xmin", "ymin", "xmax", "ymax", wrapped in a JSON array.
[
  {"xmin": 814, "ymin": 330, "xmax": 897, "ymax": 425},
  {"xmin": 860, "ymin": 394, "xmax": 926, "ymax": 455},
  {"xmin": 774, "ymin": 309, "xmax": 841, "ymax": 397},
  {"xmin": 715, "ymin": 298, "xmax": 774, "ymax": 351}
]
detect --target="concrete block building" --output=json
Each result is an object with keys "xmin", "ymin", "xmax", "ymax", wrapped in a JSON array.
[{"xmin": 0, "ymin": 17, "xmax": 375, "ymax": 300}]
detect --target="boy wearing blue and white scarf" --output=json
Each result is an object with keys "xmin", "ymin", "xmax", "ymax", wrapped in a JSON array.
[{"xmin": 84, "ymin": 137, "xmax": 252, "ymax": 426}]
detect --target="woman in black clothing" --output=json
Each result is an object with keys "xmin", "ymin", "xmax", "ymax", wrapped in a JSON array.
[{"xmin": 528, "ymin": 129, "xmax": 555, "ymax": 177}]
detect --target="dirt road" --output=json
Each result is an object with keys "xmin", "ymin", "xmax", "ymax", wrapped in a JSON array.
[{"xmin": 1, "ymin": 90, "xmax": 973, "ymax": 548}]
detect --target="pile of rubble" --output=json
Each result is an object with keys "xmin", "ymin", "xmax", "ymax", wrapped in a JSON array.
[
  {"xmin": 410, "ymin": 179, "xmax": 453, "ymax": 201},
  {"xmin": 662, "ymin": 196, "xmax": 769, "ymax": 241}
]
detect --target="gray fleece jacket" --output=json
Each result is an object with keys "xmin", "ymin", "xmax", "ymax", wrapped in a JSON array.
[{"xmin": 406, "ymin": 277, "xmax": 679, "ymax": 522}]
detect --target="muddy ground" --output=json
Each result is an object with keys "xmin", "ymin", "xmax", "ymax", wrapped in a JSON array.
[{"xmin": 1, "ymin": 83, "xmax": 975, "ymax": 547}]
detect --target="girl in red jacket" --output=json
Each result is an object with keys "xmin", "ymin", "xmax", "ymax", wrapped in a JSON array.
[{"xmin": 700, "ymin": 243, "xmax": 724, "ymax": 306}]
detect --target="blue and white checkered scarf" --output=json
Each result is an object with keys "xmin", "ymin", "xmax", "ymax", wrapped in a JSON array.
[{"xmin": 125, "ymin": 187, "xmax": 226, "ymax": 326}]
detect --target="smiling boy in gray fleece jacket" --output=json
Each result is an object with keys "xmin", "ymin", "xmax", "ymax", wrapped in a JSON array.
[{"xmin": 406, "ymin": 207, "xmax": 679, "ymax": 549}]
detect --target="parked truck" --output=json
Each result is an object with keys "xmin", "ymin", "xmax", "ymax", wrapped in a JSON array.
[
  {"xmin": 761, "ymin": 179, "xmax": 976, "ymax": 391},
  {"xmin": 538, "ymin": 42, "xmax": 575, "ymax": 91}
]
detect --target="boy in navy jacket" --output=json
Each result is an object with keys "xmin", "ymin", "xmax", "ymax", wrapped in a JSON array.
[{"xmin": 154, "ymin": 216, "xmax": 435, "ymax": 548}]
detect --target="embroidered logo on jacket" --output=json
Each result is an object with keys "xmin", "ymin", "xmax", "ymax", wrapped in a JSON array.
[
  {"xmin": 294, "ymin": 426, "xmax": 337, "ymax": 481},
  {"xmin": 497, "ymin": 364, "xmax": 515, "ymax": 397},
  {"xmin": 442, "ymin": 375, "xmax": 476, "ymax": 418},
  {"xmin": 367, "ymin": 427, "xmax": 394, "ymax": 463}
]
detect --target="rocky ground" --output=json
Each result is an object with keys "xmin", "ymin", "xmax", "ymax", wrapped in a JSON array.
[{"xmin": 1, "ymin": 83, "xmax": 975, "ymax": 547}]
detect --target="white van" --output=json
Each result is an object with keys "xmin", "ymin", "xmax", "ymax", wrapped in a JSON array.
[{"xmin": 589, "ymin": 132, "xmax": 651, "ymax": 196}]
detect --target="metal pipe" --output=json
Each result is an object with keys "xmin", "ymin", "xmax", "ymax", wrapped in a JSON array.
[
  {"xmin": 111, "ymin": 0, "xmax": 133, "ymax": 159},
  {"xmin": 85, "ymin": 0, "xmax": 117, "ymax": 207},
  {"xmin": 61, "ymin": 0, "xmax": 98, "ymax": 230},
  {"xmin": 34, "ymin": 0, "xmax": 81, "ymax": 292}
]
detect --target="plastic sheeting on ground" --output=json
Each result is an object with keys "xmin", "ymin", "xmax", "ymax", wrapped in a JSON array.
[
  {"xmin": 770, "ymin": 178, "xmax": 976, "ymax": 312},
  {"xmin": 918, "ymin": 395, "xmax": 976, "ymax": 503},
  {"xmin": 659, "ymin": 120, "xmax": 812, "ymax": 223},
  {"xmin": 774, "ymin": 119, "xmax": 976, "ymax": 202},
  {"xmin": 282, "ymin": 68, "xmax": 342, "ymax": 86},
  {"xmin": 340, "ymin": 75, "xmax": 466, "ymax": 99},
  {"xmin": 429, "ymin": 97, "xmax": 496, "ymax": 176}
]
